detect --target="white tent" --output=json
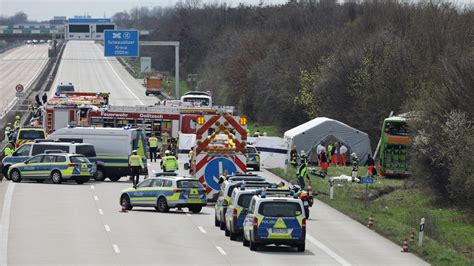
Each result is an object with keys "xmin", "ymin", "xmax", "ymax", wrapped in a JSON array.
[{"xmin": 284, "ymin": 117, "xmax": 372, "ymax": 164}]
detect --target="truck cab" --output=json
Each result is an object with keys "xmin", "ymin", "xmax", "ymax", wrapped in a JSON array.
[{"xmin": 180, "ymin": 91, "xmax": 212, "ymax": 107}]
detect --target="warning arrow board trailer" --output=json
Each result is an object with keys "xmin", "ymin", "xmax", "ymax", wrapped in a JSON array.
[{"xmin": 192, "ymin": 113, "xmax": 248, "ymax": 200}]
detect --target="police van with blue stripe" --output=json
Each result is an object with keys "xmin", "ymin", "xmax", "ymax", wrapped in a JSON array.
[
  {"xmin": 243, "ymin": 189, "xmax": 306, "ymax": 252},
  {"xmin": 47, "ymin": 126, "xmax": 148, "ymax": 182}
]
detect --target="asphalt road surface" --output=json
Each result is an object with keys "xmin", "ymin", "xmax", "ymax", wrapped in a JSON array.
[
  {"xmin": 51, "ymin": 40, "xmax": 156, "ymax": 106},
  {"xmin": 0, "ymin": 44, "xmax": 49, "ymax": 117},
  {"xmin": 0, "ymin": 157, "xmax": 428, "ymax": 265}
]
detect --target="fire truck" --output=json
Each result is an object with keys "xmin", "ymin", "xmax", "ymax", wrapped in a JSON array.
[
  {"xmin": 43, "ymin": 92, "xmax": 235, "ymax": 139},
  {"xmin": 191, "ymin": 113, "xmax": 248, "ymax": 199}
]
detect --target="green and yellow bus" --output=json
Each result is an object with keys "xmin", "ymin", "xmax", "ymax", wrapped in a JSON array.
[{"xmin": 379, "ymin": 116, "xmax": 411, "ymax": 177}]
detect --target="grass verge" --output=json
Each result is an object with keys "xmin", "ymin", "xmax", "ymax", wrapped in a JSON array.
[
  {"xmin": 247, "ymin": 122, "xmax": 282, "ymax": 137},
  {"xmin": 269, "ymin": 166, "xmax": 474, "ymax": 266}
]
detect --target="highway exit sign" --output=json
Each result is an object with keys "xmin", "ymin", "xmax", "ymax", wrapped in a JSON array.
[{"xmin": 104, "ymin": 30, "xmax": 139, "ymax": 57}]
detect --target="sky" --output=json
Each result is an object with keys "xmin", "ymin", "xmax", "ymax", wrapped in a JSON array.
[
  {"xmin": 0, "ymin": 0, "xmax": 471, "ymax": 21},
  {"xmin": 0, "ymin": 0, "xmax": 288, "ymax": 21}
]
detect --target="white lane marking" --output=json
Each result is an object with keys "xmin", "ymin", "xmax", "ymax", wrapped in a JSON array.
[
  {"xmin": 0, "ymin": 183, "xmax": 15, "ymax": 266},
  {"xmin": 152, "ymin": 169, "xmax": 156, "ymax": 173},
  {"xmin": 98, "ymin": 209, "xmax": 104, "ymax": 215},
  {"xmin": 307, "ymin": 234, "xmax": 351, "ymax": 266},
  {"xmin": 94, "ymin": 195, "xmax": 99, "ymax": 201},
  {"xmin": 94, "ymin": 44, "xmax": 144, "ymax": 105},
  {"xmin": 216, "ymin": 246, "xmax": 227, "ymax": 256},
  {"xmin": 90, "ymin": 185, "xmax": 95, "ymax": 190},
  {"xmin": 104, "ymin": 225, "xmax": 111, "ymax": 232},
  {"xmin": 112, "ymin": 244, "xmax": 120, "ymax": 254},
  {"xmin": 197, "ymin": 226, "xmax": 207, "ymax": 234},
  {"xmin": 186, "ymin": 213, "xmax": 191, "ymax": 217}
]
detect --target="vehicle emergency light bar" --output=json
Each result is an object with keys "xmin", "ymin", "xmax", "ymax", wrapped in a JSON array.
[
  {"xmin": 239, "ymin": 181, "xmax": 271, "ymax": 190},
  {"xmin": 257, "ymin": 188, "xmax": 298, "ymax": 199}
]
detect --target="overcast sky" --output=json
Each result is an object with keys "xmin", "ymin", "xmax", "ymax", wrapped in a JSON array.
[
  {"xmin": 0, "ymin": 0, "xmax": 289, "ymax": 21},
  {"xmin": 0, "ymin": 0, "xmax": 471, "ymax": 21}
]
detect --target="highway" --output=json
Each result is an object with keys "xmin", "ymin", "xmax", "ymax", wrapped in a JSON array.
[
  {"xmin": 51, "ymin": 41, "xmax": 156, "ymax": 106},
  {"xmin": 0, "ymin": 158, "xmax": 428, "ymax": 265},
  {"xmin": 0, "ymin": 44, "xmax": 49, "ymax": 117}
]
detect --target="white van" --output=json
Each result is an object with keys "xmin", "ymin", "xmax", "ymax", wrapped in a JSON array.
[{"xmin": 47, "ymin": 127, "xmax": 148, "ymax": 181}]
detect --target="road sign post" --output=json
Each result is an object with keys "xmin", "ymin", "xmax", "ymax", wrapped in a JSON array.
[
  {"xmin": 140, "ymin": 57, "xmax": 152, "ymax": 73},
  {"xmin": 104, "ymin": 30, "xmax": 139, "ymax": 57},
  {"xmin": 418, "ymin": 217, "xmax": 425, "ymax": 246},
  {"xmin": 361, "ymin": 176, "xmax": 374, "ymax": 209}
]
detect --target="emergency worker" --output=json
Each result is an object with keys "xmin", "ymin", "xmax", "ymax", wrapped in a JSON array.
[
  {"xmin": 296, "ymin": 154, "xmax": 309, "ymax": 190},
  {"xmin": 290, "ymin": 146, "xmax": 298, "ymax": 167},
  {"xmin": 161, "ymin": 131, "xmax": 170, "ymax": 152},
  {"xmin": 129, "ymin": 150, "xmax": 144, "ymax": 187},
  {"xmin": 13, "ymin": 116, "xmax": 20, "ymax": 129},
  {"xmin": 218, "ymin": 170, "xmax": 229, "ymax": 185},
  {"xmin": 161, "ymin": 150, "xmax": 178, "ymax": 172},
  {"xmin": 319, "ymin": 151, "xmax": 329, "ymax": 176},
  {"xmin": 148, "ymin": 134, "xmax": 159, "ymax": 162},
  {"xmin": 277, "ymin": 181, "xmax": 285, "ymax": 189},
  {"xmin": 4, "ymin": 123, "xmax": 12, "ymax": 142},
  {"xmin": 3, "ymin": 143, "xmax": 14, "ymax": 157}
]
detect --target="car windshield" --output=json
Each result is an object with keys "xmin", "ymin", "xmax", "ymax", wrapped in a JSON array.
[
  {"xmin": 177, "ymin": 180, "xmax": 203, "ymax": 188},
  {"xmin": 182, "ymin": 97, "xmax": 210, "ymax": 106},
  {"xmin": 237, "ymin": 194, "xmax": 254, "ymax": 208},
  {"xmin": 19, "ymin": 130, "xmax": 45, "ymax": 140},
  {"xmin": 258, "ymin": 201, "xmax": 302, "ymax": 217},
  {"xmin": 57, "ymin": 85, "xmax": 74, "ymax": 93},
  {"xmin": 70, "ymin": 156, "xmax": 89, "ymax": 163}
]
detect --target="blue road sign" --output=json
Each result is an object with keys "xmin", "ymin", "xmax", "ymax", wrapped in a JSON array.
[
  {"xmin": 204, "ymin": 158, "xmax": 237, "ymax": 190},
  {"xmin": 104, "ymin": 30, "xmax": 139, "ymax": 57},
  {"xmin": 361, "ymin": 176, "xmax": 374, "ymax": 184}
]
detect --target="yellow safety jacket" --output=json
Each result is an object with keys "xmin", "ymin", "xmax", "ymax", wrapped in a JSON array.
[
  {"xmin": 161, "ymin": 132, "xmax": 170, "ymax": 145},
  {"xmin": 129, "ymin": 155, "xmax": 144, "ymax": 168},
  {"xmin": 4, "ymin": 147, "xmax": 14, "ymax": 156},
  {"xmin": 162, "ymin": 156, "xmax": 178, "ymax": 171},
  {"xmin": 13, "ymin": 120, "xmax": 20, "ymax": 129},
  {"xmin": 149, "ymin": 137, "xmax": 158, "ymax": 148}
]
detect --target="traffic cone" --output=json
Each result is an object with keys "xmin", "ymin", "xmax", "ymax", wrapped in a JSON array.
[
  {"xmin": 367, "ymin": 215, "xmax": 374, "ymax": 229},
  {"xmin": 119, "ymin": 201, "xmax": 128, "ymax": 213},
  {"xmin": 402, "ymin": 238, "xmax": 409, "ymax": 252},
  {"xmin": 409, "ymin": 231, "xmax": 416, "ymax": 242}
]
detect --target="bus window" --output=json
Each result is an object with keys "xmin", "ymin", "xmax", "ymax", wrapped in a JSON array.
[{"xmin": 384, "ymin": 122, "xmax": 409, "ymax": 136}]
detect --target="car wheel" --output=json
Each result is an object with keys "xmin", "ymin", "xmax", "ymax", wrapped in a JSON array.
[
  {"xmin": 2, "ymin": 166, "xmax": 11, "ymax": 180},
  {"xmin": 243, "ymin": 236, "xmax": 249, "ymax": 247},
  {"xmin": 109, "ymin": 176, "xmax": 121, "ymax": 182},
  {"xmin": 254, "ymin": 166, "xmax": 260, "ymax": 171},
  {"xmin": 249, "ymin": 240, "xmax": 259, "ymax": 251},
  {"xmin": 225, "ymin": 227, "xmax": 230, "ymax": 237},
  {"xmin": 10, "ymin": 169, "xmax": 21, "ymax": 183},
  {"xmin": 51, "ymin": 171, "xmax": 62, "ymax": 184},
  {"xmin": 230, "ymin": 230, "xmax": 237, "ymax": 241},
  {"xmin": 121, "ymin": 195, "xmax": 133, "ymax": 210},
  {"xmin": 157, "ymin": 197, "xmax": 169, "ymax": 212},
  {"xmin": 94, "ymin": 168, "xmax": 106, "ymax": 181},
  {"xmin": 214, "ymin": 215, "xmax": 219, "ymax": 227},
  {"xmin": 219, "ymin": 220, "xmax": 226, "ymax": 230},
  {"xmin": 297, "ymin": 243, "xmax": 305, "ymax": 252},
  {"xmin": 189, "ymin": 206, "xmax": 202, "ymax": 213},
  {"xmin": 76, "ymin": 178, "xmax": 86, "ymax": 184}
]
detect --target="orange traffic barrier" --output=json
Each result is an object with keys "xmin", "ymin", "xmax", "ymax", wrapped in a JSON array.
[
  {"xmin": 367, "ymin": 215, "xmax": 374, "ymax": 229},
  {"xmin": 402, "ymin": 238, "xmax": 409, "ymax": 252}
]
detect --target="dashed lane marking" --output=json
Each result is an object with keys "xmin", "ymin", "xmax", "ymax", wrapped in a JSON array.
[
  {"xmin": 216, "ymin": 246, "xmax": 227, "ymax": 256},
  {"xmin": 198, "ymin": 226, "xmax": 207, "ymax": 234},
  {"xmin": 90, "ymin": 185, "xmax": 95, "ymax": 190},
  {"xmin": 0, "ymin": 183, "xmax": 15, "ymax": 266},
  {"xmin": 112, "ymin": 244, "xmax": 120, "ymax": 254},
  {"xmin": 98, "ymin": 209, "xmax": 104, "ymax": 215},
  {"xmin": 94, "ymin": 195, "xmax": 99, "ymax": 201},
  {"xmin": 104, "ymin": 225, "xmax": 111, "ymax": 232}
]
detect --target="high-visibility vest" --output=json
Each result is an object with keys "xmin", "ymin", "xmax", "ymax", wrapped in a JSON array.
[
  {"xmin": 162, "ymin": 132, "xmax": 170, "ymax": 145},
  {"xmin": 149, "ymin": 137, "xmax": 158, "ymax": 148},
  {"xmin": 14, "ymin": 120, "xmax": 20, "ymax": 129},
  {"xmin": 163, "ymin": 156, "xmax": 178, "ymax": 171},
  {"xmin": 4, "ymin": 147, "xmax": 13, "ymax": 156},
  {"xmin": 129, "ymin": 155, "xmax": 143, "ymax": 167}
]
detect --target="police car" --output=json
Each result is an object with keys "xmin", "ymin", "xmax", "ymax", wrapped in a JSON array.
[
  {"xmin": 243, "ymin": 189, "xmax": 306, "ymax": 252},
  {"xmin": 215, "ymin": 174, "xmax": 266, "ymax": 230},
  {"xmin": 120, "ymin": 175, "xmax": 207, "ymax": 213},
  {"xmin": 224, "ymin": 184, "xmax": 270, "ymax": 240},
  {"xmin": 8, "ymin": 153, "xmax": 94, "ymax": 184}
]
